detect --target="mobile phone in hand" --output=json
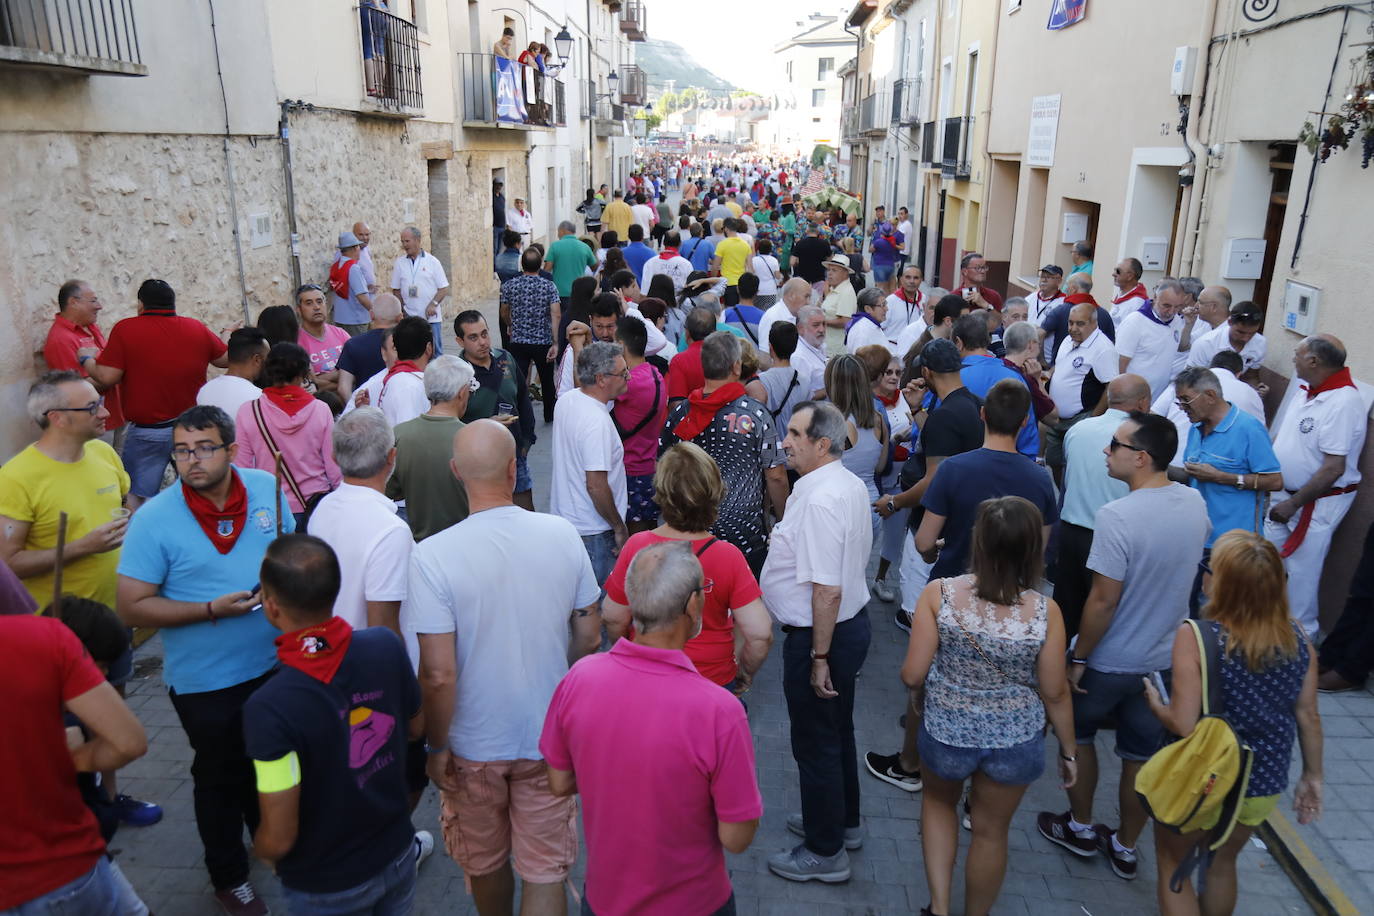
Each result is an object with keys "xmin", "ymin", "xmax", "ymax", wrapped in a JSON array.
[{"xmin": 1149, "ymin": 671, "xmax": 1170, "ymax": 705}]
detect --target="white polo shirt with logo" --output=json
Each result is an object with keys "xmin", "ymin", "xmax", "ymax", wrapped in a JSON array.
[
  {"xmin": 1115, "ymin": 308, "xmax": 1185, "ymax": 400},
  {"xmin": 391, "ymin": 250, "xmax": 449, "ymax": 323},
  {"xmin": 1272, "ymin": 385, "xmax": 1367, "ymax": 491},
  {"xmin": 1050, "ymin": 328, "xmax": 1119, "ymax": 417}
]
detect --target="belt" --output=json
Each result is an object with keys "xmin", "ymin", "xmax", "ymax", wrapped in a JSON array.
[
  {"xmin": 1279, "ymin": 483, "xmax": 1360, "ymax": 558},
  {"xmin": 780, "ymin": 624, "xmax": 811, "ymax": 633},
  {"xmin": 132, "ymin": 419, "xmax": 177, "ymax": 430}
]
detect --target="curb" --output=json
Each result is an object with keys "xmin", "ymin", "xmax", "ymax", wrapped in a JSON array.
[{"xmin": 1258, "ymin": 811, "xmax": 1360, "ymax": 916}]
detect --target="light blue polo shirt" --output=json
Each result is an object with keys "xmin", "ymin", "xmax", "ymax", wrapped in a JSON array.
[
  {"xmin": 1184, "ymin": 404, "xmax": 1280, "ymax": 547},
  {"xmin": 1061, "ymin": 409, "xmax": 1130, "ymax": 529},
  {"xmin": 119, "ymin": 468, "xmax": 294, "ymax": 694}
]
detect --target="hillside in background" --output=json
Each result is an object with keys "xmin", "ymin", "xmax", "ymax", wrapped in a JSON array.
[{"xmin": 636, "ymin": 38, "xmax": 736, "ymax": 94}]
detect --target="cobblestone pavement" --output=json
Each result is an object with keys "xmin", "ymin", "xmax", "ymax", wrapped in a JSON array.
[{"xmin": 108, "ymin": 405, "xmax": 1317, "ymax": 915}]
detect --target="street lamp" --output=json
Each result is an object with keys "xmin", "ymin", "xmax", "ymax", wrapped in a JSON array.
[{"xmin": 554, "ymin": 27, "xmax": 573, "ymax": 63}]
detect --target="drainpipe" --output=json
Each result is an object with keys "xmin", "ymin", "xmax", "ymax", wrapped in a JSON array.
[
  {"xmin": 1178, "ymin": 0, "xmax": 1222, "ymax": 278},
  {"xmin": 279, "ymin": 100, "xmax": 307, "ymax": 291},
  {"xmin": 933, "ymin": 187, "xmax": 947, "ymax": 288},
  {"xmin": 207, "ymin": 0, "xmax": 251, "ymax": 324}
]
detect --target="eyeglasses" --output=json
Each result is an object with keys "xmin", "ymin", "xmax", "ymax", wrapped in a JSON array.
[
  {"xmin": 1108, "ymin": 437, "xmax": 1147, "ymax": 453},
  {"xmin": 601, "ymin": 368, "xmax": 631, "ymax": 381},
  {"xmin": 171, "ymin": 444, "xmax": 230, "ymax": 462},
  {"xmin": 46, "ymin": 399, "xmax": 103, "ymax": 417},
  {"xmin": 692, "ymin": 578, "xmax": 715, "ymax": 596},
  {"xmin": 1175, "ymin": 393, "xmax": 1204, "ymax": 408},
  {"xmin": 883, "ymin": 368, "xmax": 901, "ymax": 376}
]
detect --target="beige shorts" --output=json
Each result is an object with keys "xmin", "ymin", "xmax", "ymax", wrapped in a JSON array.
[{"xmin": 438, "ymin": 756, "xmax": 578, "ymax": 885}]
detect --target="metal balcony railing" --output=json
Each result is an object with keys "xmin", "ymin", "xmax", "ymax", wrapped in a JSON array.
[
  {"xmin": 619, "ymin": 0, "xmax": 647, "ymax": 41},
  {"xmin": 841, "ymin": 107, "xmax": 860, "ymax": 142},
  {"xmin": 859, "ymin": 93, "xmax": 879, "ymax": 134},
  {"xmin": 592, "ymin": 99, "xmax": 625, "ymax": 136},
  {"xmin": 920, "ymin": 120, "xmax": 937, "ymax": 165},
  {"xmin": 941, "ymin": 116, "xmax": 973, "ymax": 180},
  {"xmin": 0, "ymin": 0, "xmax": 146, "ymax": 76},
  {"xmin": 892, "ymin": 77, "xmax": 922, "ymax": 126},
  {"xmin": 360, "ymin": 5, "xmax": 423, "ymax": 112},
  {"xmin": 458, "ymin": 52, "xmax": 563, "ymax": 127},
  {"xmin": 619, "ymin": 63, "xmax": 646, "ymax": 106}
]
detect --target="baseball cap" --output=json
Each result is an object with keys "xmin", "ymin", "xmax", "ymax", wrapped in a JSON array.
[
  {"xmin": 912, "ymin": 338, "xmax": 961, "ymax": 374},
  {"xmin": 1039, "ymin": 264, "xmax": 1064, "ymax": 276}
]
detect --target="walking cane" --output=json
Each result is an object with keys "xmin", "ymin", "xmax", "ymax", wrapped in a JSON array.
[
  {"xmin": 51, "ymin": 511, "xmax": 68, "ymax": 613},
  {"xmin": 273, "ymin": 451, "xmax": 285, "ymax": 537}
]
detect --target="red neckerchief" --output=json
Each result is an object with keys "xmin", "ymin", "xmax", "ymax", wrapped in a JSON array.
[
  {"xmin": 658, "ymin": 247, "xmax": 680, "ymax": 260},
  {"xmin": 263, "ymin": 385, "xmax": 314, "ymax": 417},
  {"xmin": 182, "ymin": 469, "xmax": 249, "ymax": 556},
  {"xmin": 878, "ymin": 389, "xmax": 901, "ymax": 408},
  {"xmin": 1113, "ymin": 282, "xmax": 1148, "ymax": 305},
  {"xmin": 1304, "ymin": 367, "xmax": 1356, "ymax": 401},
  {"xmin": 383, "ymin": 360, "xmax": 423, "ymax": 384},
  {"xmin": 894, "ymin": 287, "xmax": 921, "ymax": 305},
  {"xmin": 1064, "ymin": 292, "xmax": 1099, "ymax": 308},
  {"xmin": 275, "ymin": 616, "xmax": 353, "ymax": 684},
  {"xmin": 674, "ymin": 382, "xmax": 746, "ymax": 440}
]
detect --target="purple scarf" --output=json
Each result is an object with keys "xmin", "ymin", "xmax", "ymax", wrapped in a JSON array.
[{"xmin": 1137, "ymin": 300, "xmax": 1169, "ymax": 327}]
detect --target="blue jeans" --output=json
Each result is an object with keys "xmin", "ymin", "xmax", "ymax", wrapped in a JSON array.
[
  {"xmin": 515, "ymin": 453, "xmax": 533, "ymax": 494},
  {"xmin": 280, "ymin": 842, "xmax": 416, "ymax": 916},
  {"xmin": 581, "ymin": 530, "xmax": 617, "ymax": 586},
  {"xmin": 429, "ymin": 321, "xmax": 444, "ymax": 355},
  {"xmin": 2, "ymin": 856, "xmax": 126, "ymax": 916},
  {"xmin": 122, "ymin": 424, "xmax": 174, "ymax": 499},
  {"xmin": 782, "ymin": 610, "xmax": 872, "ymax": 857}
]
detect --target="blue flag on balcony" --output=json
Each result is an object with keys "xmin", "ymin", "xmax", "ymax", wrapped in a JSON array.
[
  {"xmin": 495, "ymin": 56, "xmax": 528, "ymax": 123},
  {"xmin": 1046, "ymin": 0, "xmax": 1086, "ymax": 30}
]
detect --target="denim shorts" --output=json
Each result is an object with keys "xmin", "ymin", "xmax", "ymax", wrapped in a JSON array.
[
  {"xmin": 581, "ymin": 530, "xmax": 617, "ymax": 586},
  {"xmin": 918, "ymin": 724, "xmax": 1045, "ymax": 786},
  {"xmin": 872, "ymin": 264, "xmax": 895, "ymax": 283},
  {"xmin": 1072, "ymin": 667, "xmax": 1169, "ymax": 761},
  {"xmin": 515, "ymin": 453, "xmax": 532, "ymax": 494},
  {"xmin": 625, "ymin": 474, "xmax": 659, "ymax": 523},
  {"xmin": 122, "ymin": 424, "xmax": 174, "ymax": 499}
]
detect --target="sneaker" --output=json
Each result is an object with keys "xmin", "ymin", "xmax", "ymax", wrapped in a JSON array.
[
  {"xmin": 961, "ymin": 788, "xmax": 972, "ymax": 831},
  {"xmin": 863, "ymin": 751, "xmax": 922, "ymax": 792},
  {"xmin": 214, "ymin": 881, "xmax": 268, "ymax": 916},
  {"xmin": 1094, "ymin": 825, "xmax": 1139, "ymax": 880},
  {"xmin": 1036, "ymin": 810, "xmax": 1097, "ymax": 857},
  {"xmin": 413, "ymin": 830, "xmax": 435, "ymax": 871},
  {"xmin": 785, "ymin": 813, "xmax": 863, "ymax": 850},
  {"xmin": 767, "ymin": 843, "xmax": 851, "ymax": 883},
  {"xmin": 112, "ymin": 794, "xmax": 163, "ymax": 827},
  {"xmin": 872, "ymin": 579, "xmax": 897, "ymax": 603},
  {"xmin": 893, "ymin": 606, "xmax": 913, "ymax": 633},
  {"xmin": 1317, "ymin": 670, "xmax": 1364, "ymax": 693}
]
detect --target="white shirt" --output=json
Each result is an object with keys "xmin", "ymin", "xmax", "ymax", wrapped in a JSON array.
[
  {"xmin": 307, "ymin": 482, "xmax": 412, "ymax": 643},
  {"xmin": 630, "ymin": 204, "xmax": 656, "ymax": 236},
  {"xmin": 883, "ymin": 290, "xmax": 925, "ymax": 340},
  {"xmin": 756, "ymin": 303, "xmax": 795, "ymax": 355},
  {"xmin": 1272, "ymin": 384, "xmax": 1367, "ymax": 490},
  {"xmin": 846, "ymin": 316, "xmax": 895, "ymax": 357},
  {"xmin": 1186, "ymin": 323, "xmax": 1268, "ymax": 373},
  {"xmin": 897, "ymin": 220, "xmax": 913, "ymax": 249},
  {"xmin": 390, "ymin": 250, "xmax": 449, "ymax": 322},
  {"xmin": 1152, "ymin": 368, "xmax": 1267, "ymax": 466},
  {"xmin": 506, "ymin": 207, "xmax": 533, "ymax": 235},
  {"xmin": 894, "ymin": 320, "xmax": 929, "ymax": 362},
  {"xmin": 551, "ymin": 388, "xmax": 627, "ymax": 535},
  {"xmin": 641, "ymin": 254, "xmax": 693, "ymax": 296},
  {"xmin": 750, "ymin": 255, "xmax": 782, "ymax": 296},
  {"xmin": 555, "ymin": 344, "xmax": 579, "ymax": 397},
  {"xmin": 1031, "ymin": 291, "xmax": 1065, "ymax": 326},
  {"xmin": 406, "ymin": 505, "xmax": 600, "ymax": 760},
  {"xmin": 791, "ymin": 337, "xmax": 828, "ymax": 397},
  {"xmin": 1115, "ymin": 309, "xmax": 1185, "ymax": 400},
  {"xmin": 197, "ymin": 375, "xmax": 261, "ymax": 419},
  {"xmin": 624, "ymin": 305, "xmax": 671, "ymax": 359},
  {"xmin": 1049, "ymin": 328, "xmax": 1119, "ymax": 416},
  {"xmin": 760, "ymin": 460, "xmax": 873, "ymax": 626},
  {"xmin": 377, "ymin": 370, "xmax": 429, "ymax": 427},
  {"xmin": 358, "ymin": 245, "xmax": 377, "ymax": 289}
]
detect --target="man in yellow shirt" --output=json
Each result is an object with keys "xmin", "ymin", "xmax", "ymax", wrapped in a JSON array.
[
  {"xmin": 601, "ymin": 189, "xmax": 635, "ymax": 243},
  {"xmin": 821, "ymin": 255, "xmax": 859, "ymax": 356},
  {"xmin": 0, "ymin": 371, "xmax": 129, "ymax": 611},
  {"xmin": 724, "ymin": 192, "xmax": 743, "ymax": 219},
  {"xmin": 710, "ymin": 218, "xmax": 754, "ymax": 307}
]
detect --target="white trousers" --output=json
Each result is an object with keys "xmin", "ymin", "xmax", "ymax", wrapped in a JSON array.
[
  {"xmin": 1264, "ymin": 490, "xmax": 1357, "ymax": 638},
  {"xmin": 900, "ymin": 533, "xmax": 935, "ymax": 615}
]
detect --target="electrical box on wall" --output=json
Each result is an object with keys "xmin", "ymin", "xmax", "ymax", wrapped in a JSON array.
[
  {"xmin": 1222, "ymin": 238, "xmax": 1266, "ymax": 280},
  {"xmin": 1171, "ymin": 46, "xmax": 1198, "ymax": 96},
  {"xmin": 1282, "ymin": 281, "xmax": 1320, "ymax": 335},
  {"xmin": 1061, "ymin": 212, "xmax": 1089, "ymax": 245},
  {"xmin": 1140, "ymin": 237, "xmax": 1169, "ymax": 271}
]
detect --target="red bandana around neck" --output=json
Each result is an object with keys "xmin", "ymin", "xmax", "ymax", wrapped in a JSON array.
[
  {"xmin": 383, "ymin": 360, "xmax": 424, "ymax": 385},
  {"xmin": 275, "ymin": 616, "xmax": 353, "ymax": 684},
  {"xmin": 674, "ymin": 382, "xmax": 746, "ymax": 440},
  {"xmin": 659, "ymin": 248, "xmax": 680, "ymax": 259},
  {"xmin": 263, "ymin": 385, "xmax": 314, "ymax": 417},
  {"xmin": 1113, "ymin": 282, "xmax": 1148, "ymax": 305},
  {"xmin": 182, "ymin": 469, "xmax": 249, "ymax": 555},
  {"xmin": 1064, "ymin": 292, "xmax": 1099, "ymax": 308},
  {"xmin": 1304, "ymin": 367, "xmax": 1356, "ymax": 401}
]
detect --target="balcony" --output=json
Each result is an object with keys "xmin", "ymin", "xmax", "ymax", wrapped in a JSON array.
[
  {"xmin": 859, "ymin": 92, "xmax": 886, "ymax": 136},
  {"xmin": 360, "ymin": 6, "xmax": 423, "ymax": 116},
  {"xmin": 0, "ymin": 0, "xmax": 146, "ymax": 76},
  {"xmin": 941, "ymin": 115, "xmax": 973, "ymax": 180},
  {"xmin": 920, "ymin": 120, "xmax": 937, "ymax": 166},
  {"xmin": 619, "ymin": 0, "xmax": 647, "ymax": 42},
  {"xmin": 619, "ymin": 63, "xmax": 646, "ymax": 106},
  {"xmin": 892, "ymin": 77, "xmax": 923, "ymax": 126},
  {"xmin": 459, "ymin": 53, "xmax": 565, "ymax": 129},
  {"xmin": 841, "ymin": 107, "xmax": 860, "ymax": 143},
  {"xmin": 594, "ymin": 100, "xmax": 626, "ymax": 137}
]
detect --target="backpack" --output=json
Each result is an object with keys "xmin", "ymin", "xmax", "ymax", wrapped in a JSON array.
[
  {"xmin": 1135, "ymin": 620, "xmax": 1254, "ymax": 893},
  {"xmin": 328, "ymin": 257, "xmax": 357, "ymax": 299}
]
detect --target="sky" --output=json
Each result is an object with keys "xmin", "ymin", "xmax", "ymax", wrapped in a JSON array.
[{"xmin": 643, "ymin": 0, "xmax": 851, "ymax": 94}]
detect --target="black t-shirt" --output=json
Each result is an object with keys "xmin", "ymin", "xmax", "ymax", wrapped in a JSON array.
[
  {"xmin": 791, "ymin": 237, "xmax": 832, "ymax": 284},
  {"xmin": 337, "ymin": 328, "xmax": 387, "ymax": 384},
  {"xmin": 901, "ymin": 386, "xmax": 984, "ymax": 532},
  {"xmin": 243, "ymin": 629, "xmax": 420, "ymax": 894}
]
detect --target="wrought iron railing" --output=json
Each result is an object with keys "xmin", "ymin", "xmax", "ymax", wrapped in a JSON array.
[
  {"xmin": 620, "ymin": 63, "xmax": 646, "ymax": 106},
  {"xmin": 841, "ymin": 107, "xmax": 860, "ymax": 142},
  {"xmin": 619, "ymin": 0, "xmax": 647, "ymax": 41},
  {"xmin": 920, "ymin": 120, "xmax": 937, "ymax": 165},
  {"xmin": 941, "ymin": 116, "xmax": 973, "ymax": 179},
  {"xmin": 0, "ymin": 0, "xmax": 144, "ymax": 74},
  {"xmin": 360, "ymin": 5, "xmax": 423, "ymax": 111},
  {"xmin": 892, "ymin": 77, "xmax": 923, "ymax": 126},
  {"xmin": 458, "ymin": 52, "xmax": 564, "ymax": 126},
  {"xmin": 859, "ymin": 93, "xmax": 880, "ymax": 133}
]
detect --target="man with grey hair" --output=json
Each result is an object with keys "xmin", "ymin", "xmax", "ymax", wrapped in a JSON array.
[
  {"xmin": 1113, "ymin": 277, "xmax": 1198, "ymax": 400},
  {"xmin": 543, "ymin": 218, "xmax": 598, "ymax": 309},
  {"xmin": 387, "ymin": 355, "xmax": 474, "ymax": 540},
  {"xmin": 757, "ymin": 276, "xmax": 813, "ymax": 353},
  {"xmin": 552, "ymin": 340, "xmax": 629, "ymax": 582},
  {"xmin": 845, "ymin": 287, "xmax": 892, "ymax": 355},
  {"xmin": 1168, "ymin": 277, "xmax": 1206, "ymax": 377},
  {"xmin": 761, "ymin": 401, "xmax": 874, "ymax": 884},
  {"xmin": 392, "ymin": 226, "xmax": 450, "ymax": 355},
  {"xmin": 337, "ymin": 291, "xmax": 403, "ymax": 402},
  {"xmin": 1001, "ymin": 320, "xmax": 1056, "ymax": 424},
  {"xmin": 792, "ymin": 305, "xmax": 829, "ymax": 399},
  {"xmin": 660, "ymin": 331, "xmax": 789, "ymax": 573},
  {"xmin": 540, "ymin": 541, "xmax": 762, "ymax": 914}
]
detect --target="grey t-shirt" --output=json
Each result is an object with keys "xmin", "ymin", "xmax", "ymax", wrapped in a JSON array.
[
  {"xmin": 1085, "ymin": 483, "xmax": 1211, "ymax": 674},
  {"xmin": 759, "ymin": 366, "xmax": 810, "ymax": 434}
]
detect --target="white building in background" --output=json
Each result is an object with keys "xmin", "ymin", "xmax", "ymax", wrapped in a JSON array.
[{"xmin": 754, "ymin": 13, "xmax": 851, "ymax": 154}]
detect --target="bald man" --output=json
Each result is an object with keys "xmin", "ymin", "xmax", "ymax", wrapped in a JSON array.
[
  {"xmin": 1045, "ymin": 302, "xmax": 1120, "ymax": 482},
  {"xmin": 337, "ymin": 292, "xmax": 404, "ymax": 401},
  {"xmin": 353, "ymin": 221, "xmax": 378, "ymax": 293},
  {"xmin": 757, "ymin": 277, "xmax": 813, "ymax": 364},
  {"xmin": 411, "ymin": 418, "xmax": 601, "ymax": 915},
  {"xmin": 1054, "ymin": 373, "xmax": 1153, "ymax": 636}
]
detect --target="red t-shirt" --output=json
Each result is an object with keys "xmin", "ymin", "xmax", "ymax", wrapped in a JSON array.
[
  {"xmin": 43, "ymin": 315, "xmax": 126, "ymax": 430},
  {"xmin": 666, "ymin": 341, "xmax": 705, "ymax": 401},
  {"xmin": 603, "ymin": 532, "xmax": 761, "ymax": 685},
  {"xmin": 100, "ymin": 313, "xmax": 227, "ymax": 424},
  {"xmin": 0, "ymin": 616, "xmax": 107, "ymax": 909}
]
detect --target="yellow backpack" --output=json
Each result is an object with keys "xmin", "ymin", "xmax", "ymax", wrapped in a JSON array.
[{"xmin": 1136, "ymin": 620, "xmax": 1254, "ymax": 892}]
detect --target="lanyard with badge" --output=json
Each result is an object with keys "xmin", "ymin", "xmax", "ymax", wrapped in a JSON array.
[{"xmin": 403, "ymin": 254, "xmax": 424, "ymax": 301}]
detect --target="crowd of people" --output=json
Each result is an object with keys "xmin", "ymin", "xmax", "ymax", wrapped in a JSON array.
[{"xmin": 0, "ymin": 154, "xmax": 1360, "ymax": 916}]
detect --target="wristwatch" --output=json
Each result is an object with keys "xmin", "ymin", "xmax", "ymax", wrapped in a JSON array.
[
  {"xmin": 423, "ymin": 741, "xmax": 447, "ymax": 755},
  {"xmin": 810, "ymin": 649, "xmax": 829, "ymax": 661},
  {"xmin": 1234, "ymin": 473, "xmax": 1245, "ymax": 490},
  {"xmin": 78, "ymin": 354, "xmax": 92, "ymax": 365},
  {"xmin": 885, "ymin": 496, "xmax": 897, "ymax": 514}
]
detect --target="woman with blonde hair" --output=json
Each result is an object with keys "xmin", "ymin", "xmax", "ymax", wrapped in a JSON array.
[
  {"xmin": 1144, "ymin": 531, "xmax": 1322, "ymax": 916},
  {"xmin": 825, "ymin": 354, "xmax": 888, "ymax": 533},
  {"xmin": 856, "ymin": 345, "xmax": 914, "ymax": 603}
]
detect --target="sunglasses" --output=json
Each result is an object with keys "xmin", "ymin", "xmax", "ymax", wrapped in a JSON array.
[{"xmin": 1109, "ymin": 437, "xmax": 1147, "ymax": 453}]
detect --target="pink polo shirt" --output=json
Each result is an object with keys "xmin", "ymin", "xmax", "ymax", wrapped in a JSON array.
[{"xmin": 539, "ymin": 640, "xmax": 762, "ymax": 916}]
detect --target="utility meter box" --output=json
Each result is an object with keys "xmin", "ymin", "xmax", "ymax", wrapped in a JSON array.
[
  {"xmin": 1282, "ymin": 281, "xmax": 1320, "ymax": 336},
  {"xmin": 1141, "ymin": 237, "xmax": 1169, "ymax": 271},
  {"xmin": 1061, "ymin": 212, "xmax": 1089, "ymax": 245},
  {"xmin": 1222, "ymin": 237, "xmax": 1266, "ymax": 280},
  {"xmin": 1171, "ymin": 46, "xmax": 1198, "ymax": 95}
]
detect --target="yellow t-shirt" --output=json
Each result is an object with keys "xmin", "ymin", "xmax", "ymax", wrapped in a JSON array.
[
  {"xmin": 715, "ymin": 237, "xmax": 753, "ymax": 285},
  {"xmin": 602, "ymin": 200, "xmax": 634, "ymax": 240},
  {"xmin": 0, "ymin": 440, "xmax": 129, "ymax": 610},
  {"xmin": 725, "ymin": 202, "xmax": 743, "ymax": 218}
]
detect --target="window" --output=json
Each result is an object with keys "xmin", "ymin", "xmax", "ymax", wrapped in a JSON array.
[
  {"xmin": 818, "ymin": 57, "xmax": 834, "ymax": 80},
  {"xmin": 812, "ymin": 88, "xmax": 826, "ymax": 107}
]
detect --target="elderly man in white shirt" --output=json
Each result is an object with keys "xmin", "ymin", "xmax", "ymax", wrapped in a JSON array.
[
  {"xmin": 1113, "ymin": 278, "xmax": 1199, "ymax": 400},
  {"xmin": 883, "ymin": 266, "xmax": 928, "ymax": 345},
  {"xmin": 391, "ymin": 227, "xmax": 450, "ymax": 356},
  {"xmin": 506, "ymin": 198, "xmax": 533, "ymax": 248},
  {"xmin": 758, "ymin": 278, "xmax": 813, "ymax": 358},
  {"xmin": 791, "ymin": 306, "xmax": 830, "ymax": 399},
  {"xmin": 761, "ymin": 401, "xmax": 874, "ymax": 884}
]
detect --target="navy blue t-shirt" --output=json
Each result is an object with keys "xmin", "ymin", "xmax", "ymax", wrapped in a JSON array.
[
  {"xmin": 336, "ymin": 328, "xmax": 387, "ymax": 385},
  {"xmin": 243, "ymin": 628, "xmax": 420, "ymax": 893},
  {"xmin": 923, "ymin": 448, "xmax": 1059, "ymax": 580}
]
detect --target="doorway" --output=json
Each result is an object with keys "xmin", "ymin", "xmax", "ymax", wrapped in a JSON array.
[{"xmin": 1253, "ymin": 142, "xmax": 1294, "ymax": 318}]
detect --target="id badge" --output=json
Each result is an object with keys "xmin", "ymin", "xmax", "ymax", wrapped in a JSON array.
[{"xmin": 407, "ymin": 285, "xmax": 419, "ymax": 298}]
